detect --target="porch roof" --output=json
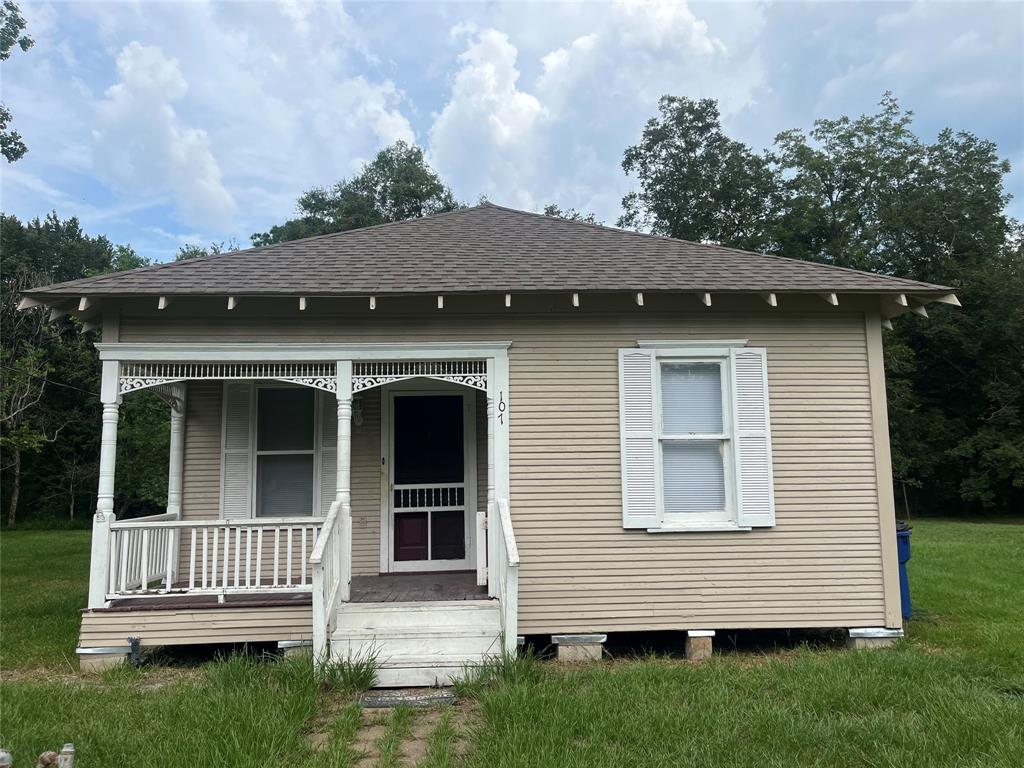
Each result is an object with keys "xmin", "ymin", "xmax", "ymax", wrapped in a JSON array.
[{"xmin": 25, "ymin": 203, "xmax": 951, "ymax": 300}]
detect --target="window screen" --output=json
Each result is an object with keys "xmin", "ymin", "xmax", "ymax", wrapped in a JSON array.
[
  {"xmin": 662, "ymin": 441, "xmax": 726, "ymax": 513},
  {"xmin": 659, "ymin": 361, "xmax": 728, "ymax": 517},
  {"xmin": 257, "ymin": 454, "xmax": 314, "ymax": 517},
  {"xmin": 258, "ymin": 388, "xmax": 315, "ymax": 451},
  {"xmin": 661, "ymin": 363, "xmax": 723, "ymax": 434}
]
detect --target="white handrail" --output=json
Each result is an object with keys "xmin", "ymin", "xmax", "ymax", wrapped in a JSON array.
[
  {"xmin": 111, "ymin": 516, "xmax": 325, "ymax": 529},
  {"xmin": 311, "ymin": 500, "xmax": 347, "ymax": 667},
  {"xmin": 491, "ymin": 498, "xmax": 519, "ymax": 654},
  {"xmin": 498, "ymin": 499, "xmax": 519, "ymax": 567}
]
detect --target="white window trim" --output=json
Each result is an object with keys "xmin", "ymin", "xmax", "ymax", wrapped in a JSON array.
[{"xmin": 645, "ymin": 341, "xmax": 751, "ymax": 534}]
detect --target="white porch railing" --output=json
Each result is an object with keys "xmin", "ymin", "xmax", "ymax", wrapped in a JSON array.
[
  {"xmin": 489, "ymin": 498, "xmax": 520, "ymax": 654},
  {"xmin": 107, "ymin": 516, "xmax": 325, "ymax": 599},
  {"xmin": 106, "ymin": 511, "xmax": 180, "ymax": 593},
  {"xmin": 310, "ymin": 499, "xmax": 350, "ymax": 665}
]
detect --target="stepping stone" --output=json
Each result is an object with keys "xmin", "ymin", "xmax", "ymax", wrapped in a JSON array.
[{"xmin": 359, "ymin": 688, "xmax": 457, "ymax": 708}]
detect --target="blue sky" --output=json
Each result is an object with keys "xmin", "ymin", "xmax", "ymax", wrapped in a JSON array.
[{"xmin": 2, "ymin": 0, "xmax": 1021, "ymax": 262}]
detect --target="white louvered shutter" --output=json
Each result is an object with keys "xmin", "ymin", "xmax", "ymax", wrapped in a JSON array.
[
  {"xmin": 319, "ymin": 391, "xmax": 338, "ymax": 514},
  {"xmin": 220, "ymin": 381, "xmax": 254, "ymax": 519},
  {"xmin": 732, "ymin": 348, "xmax": 776, "ymax": 527},
  {"xmin": 619, "ymin": 349, "xmax": 660, "ymax": 528}
]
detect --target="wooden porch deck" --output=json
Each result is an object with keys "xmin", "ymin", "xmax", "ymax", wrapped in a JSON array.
[
  {"xmin": 99, "ymin": 571, "xmax": 485, "ymax": 612},
  {"xmin": 350, "ymin": 571, "xmax": 486, "ymax": 603}
]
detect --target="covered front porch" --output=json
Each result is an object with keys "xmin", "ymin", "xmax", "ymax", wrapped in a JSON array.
[{"xmin": 80, "ymin": 342, "xmax": 518, "ymax": 674}]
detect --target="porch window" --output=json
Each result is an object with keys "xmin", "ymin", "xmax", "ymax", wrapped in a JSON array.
[{"xmin": 256, "ymin": 387, "xmax": 315, "ymax": 517}]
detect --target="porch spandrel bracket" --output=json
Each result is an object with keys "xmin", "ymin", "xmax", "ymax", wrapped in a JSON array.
[
  {"xmin": 118, "ymin": 362, "xmax": 339, "ymax": 394},
  {"xmin": 352, "ymin": 360, "xmax": 487, "ymax": 392}
]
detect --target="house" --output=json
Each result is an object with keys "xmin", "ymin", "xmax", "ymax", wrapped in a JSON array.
[{"xmin": 21, "ymin": 203, "xmax": 958, "ymax": 685}]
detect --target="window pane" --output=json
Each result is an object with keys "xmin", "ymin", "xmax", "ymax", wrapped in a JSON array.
[
  {"xmin": 257, "ymin": 454, "xmax": 314, "ymax": 517},
  {"xmin": 662, "ymin": 441, "xmax": 726, "ymax": 513},
  {"xmin": 258, "ymin": 388, "xmax": 314, "ymax": 451},
  {"xmin": 661, "ymin": 363, "xmax": 723, "ymax": 434}
]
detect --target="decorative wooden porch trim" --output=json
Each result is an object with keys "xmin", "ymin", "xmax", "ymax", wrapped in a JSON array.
[
  {"xmin": 352, "ymin": 360, "xmax": 487, "ymax": 392},
  {"xmin": 119, "ymin": 362, "xmax": 338, "ymax": 394}
]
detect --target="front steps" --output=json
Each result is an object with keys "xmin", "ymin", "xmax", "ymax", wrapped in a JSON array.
[{"xmin": 331, "ymin": 600, "xmax": 502, "ymax": 687}]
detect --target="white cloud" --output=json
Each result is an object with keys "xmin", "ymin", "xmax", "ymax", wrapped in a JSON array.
[
  {"xmin": 93, "ymin": 41, "xmax": 235, "ymax": 229},
  {"xmin": 428, "ymin": 27, "xmax": 548, "ymax": 209},
  {"xmin": 428, "ymin": 0, "xmax": 763, "ymax": 220}
]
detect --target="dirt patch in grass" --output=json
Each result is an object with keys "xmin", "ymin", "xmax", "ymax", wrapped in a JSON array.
[
  {"xmin": 0, "ymin": 664, "xmax": 203, "ymax": 688},
  {"xmin": 350, "ymin": 708, "xmax": 389, "ymax": 764},
  {"xmin": 403, "ymin": 708, "xmax": 445, "ymax": 764}
]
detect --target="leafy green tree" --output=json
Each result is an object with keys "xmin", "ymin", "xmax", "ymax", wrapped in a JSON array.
[
  {"xmin": 543, "ymin": 204, "xmax": 601, "ymax": 225},
  {"xmin": 621, "ymin": 94, "xmax": 1021, "ymax": 516},
  {"xmin": 619, "ymin": 96, "xmax": 778, "ymax": 250},
  {"xmin": 1, "ymin": 213, "xmax": 167, "ymax": 526},
  {"xmin": 0, "ymin": 0, "xmax": 33, "ymax": 162},
  {"xmin": 252, "ymin": 141, "xmax": 461, "ymax": 245},
  {"xmin": 176, "ymin": 239, "xmax": 239, "ymax": 261}
]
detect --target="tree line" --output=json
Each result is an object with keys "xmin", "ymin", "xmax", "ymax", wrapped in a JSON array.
[{"xmin": 1, "ymin": 95, "xmax": 1020, "ymax": 526}]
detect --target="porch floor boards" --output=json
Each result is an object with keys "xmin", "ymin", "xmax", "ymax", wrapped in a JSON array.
[
  {"xmin": 101, "ymin": 591, "xmax": 312, "ymax": 612},
  {"xmin": 350, "ymin": 571, "xmax": 487, "ymax": 603},
  {"xmin": 97, "ymin": 572, "xmax": 486, "ymax": 612}
]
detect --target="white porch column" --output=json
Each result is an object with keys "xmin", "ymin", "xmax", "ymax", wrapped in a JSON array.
[
  {"xmin": 88, "ymin": 360, "xmax": 121, "ymax": 608},
  {"xmin": 336, "ymin": 360, "xmax": 353, "ymax": 601},
  {"xmin": 480, "ymin": 358, "xmax": 495, "ymax": 587},
  {"xmin": 166, "ymin": 383, "xmax": 187, "ymax": 518}
]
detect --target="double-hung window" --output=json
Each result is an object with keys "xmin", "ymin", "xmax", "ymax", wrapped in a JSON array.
[
  {"xmin": 659, "ymin": 360, "xmax": 733, "ymax": 525},
  {"xmin": 619, "ymin": 341, "xmax": 775, "ymax": 532},
  {"xmin": 255, "ymin": 387, "xmax": 315, "ymax": 517}
]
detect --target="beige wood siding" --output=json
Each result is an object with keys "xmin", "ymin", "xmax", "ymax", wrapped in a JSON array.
[
  {"xmin": 351, "ymin": 388, "xmax": 381, "ymax": 575},
  {"xmin": 79, "ymin": 604, "xmax": 312, "ymax": 648},
  {"xmin": 122, "ymin": 306, "xmax": 891, "ymax": 632},
  {"xmin": 181, "ymin": 381, "xmax": 222, "ymax": 520}
]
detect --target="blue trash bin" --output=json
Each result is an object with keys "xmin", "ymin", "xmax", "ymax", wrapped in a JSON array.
[{"xmin": 896, "ymin": 521, "xmax": 912, "ymax": 619}]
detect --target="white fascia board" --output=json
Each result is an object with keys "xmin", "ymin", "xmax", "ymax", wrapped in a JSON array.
[{"xmin": 96, "ymin": 341, "xmax": 513, "ymax": 362}]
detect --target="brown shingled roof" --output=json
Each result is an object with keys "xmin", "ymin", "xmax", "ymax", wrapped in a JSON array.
[{"xmin": 26, "ymin": 203, "xmax": 950, "ymax": 298}]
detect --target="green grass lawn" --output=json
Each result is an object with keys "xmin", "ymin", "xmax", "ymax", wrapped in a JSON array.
[{"xmin": 1, "ymin": 522, "xmax": 1022, "ymax": 767}]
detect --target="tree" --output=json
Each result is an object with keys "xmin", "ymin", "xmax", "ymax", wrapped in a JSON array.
[
  {"xmin": 0, "ymin": 213, "xmax": 165, "ymax": 527},
  {"xmin": 543, "ymin": 204, "xmax": 601, "ymax": 225},
  {"xmin": 619, "ymin": 96, "xmax": 778, "ymax": 250},
  {"xmin": 620, "ymin": 94, "xmax": 1022, "ymax": 516},
  {"xmin": 176, "ymin": 239, "xmax": 239, "ymax": 261},
  {"xmin": 0, "ymin": 1, "xmax": 33, "ymax": 162},
  {"xmin": 252, "ymin": 141, "xmax": 461, "ymax": 245}
]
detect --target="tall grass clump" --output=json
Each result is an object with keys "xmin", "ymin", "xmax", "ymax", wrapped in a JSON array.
[
  {"xmin": 455, "ymin": 645, "xmax": 543, "ymax": 698},
  {"xmin": 316, "ymin": 646, "xmax": 379, "ymax": 693}
]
